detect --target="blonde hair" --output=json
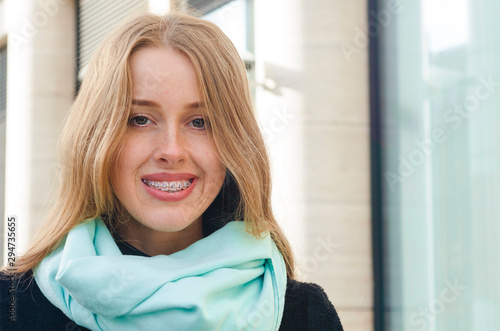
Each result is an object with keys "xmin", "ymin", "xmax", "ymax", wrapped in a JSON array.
[{"xmin": 9, "ymin": 13, "xmax": 295, "ymax": 279}]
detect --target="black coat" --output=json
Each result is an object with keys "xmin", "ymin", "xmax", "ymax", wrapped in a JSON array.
[{"xmin": 1, "ymin": 239, "xmax": 343, "ymax": 330}]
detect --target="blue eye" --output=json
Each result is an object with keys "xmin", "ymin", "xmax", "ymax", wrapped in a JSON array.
[
  {"xmin": 129, "ymin": 116, "xmax": 150, "ymax": 126},
  {"xmin": 191, "ymin": 118, "xmax": 205, "ymax": 129}
]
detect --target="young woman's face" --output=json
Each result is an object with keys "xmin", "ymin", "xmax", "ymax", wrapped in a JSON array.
[{"xmin": 112, "ymin": 46, "xmax": 226, "ymax": 239}]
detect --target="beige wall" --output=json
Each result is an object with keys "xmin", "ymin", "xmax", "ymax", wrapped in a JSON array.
[
  {"xmin": 3, "ymin": 0, "xmax": 76, "ymax": 255},
  {"xmin": 0, "ymin": 0, "xmax": 373, "ymax": 328},
  {"xmin": 0, "ymin": 1, "xmax": 6, "ymax": 38},
  {"xmin": 254, "ymin": 0, "xmax": 373, "ymax": 329}
]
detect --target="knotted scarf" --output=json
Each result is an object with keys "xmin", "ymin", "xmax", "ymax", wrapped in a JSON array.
[{"xmin": 34, "ymin": 217, "xmax": 287, "ymax": 330}]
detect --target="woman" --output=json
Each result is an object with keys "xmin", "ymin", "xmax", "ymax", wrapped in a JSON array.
[{"xmin": 1, "ymin": 12, "xmax": 343, "ymax": 330}]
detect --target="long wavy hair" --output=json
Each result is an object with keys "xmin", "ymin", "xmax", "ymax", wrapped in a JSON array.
[{"xmin": 8, "ymin": 12, "xmax": 295, "ymax": 279}]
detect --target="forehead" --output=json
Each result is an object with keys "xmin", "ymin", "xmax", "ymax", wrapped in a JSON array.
[{"xmin": 130, "ymin": 46, "xmax": 199, "ymax": 100}]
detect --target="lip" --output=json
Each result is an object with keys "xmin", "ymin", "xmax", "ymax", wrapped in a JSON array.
[
  {"xmin": 142, "ymin": 173, "xmax": 197, "ymax": 202},
  {"xmin": 142, "ymin": 173, "xmax": 197, "ymax": 181}
]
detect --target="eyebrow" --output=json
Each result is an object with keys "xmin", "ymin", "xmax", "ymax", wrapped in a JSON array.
[
  {"xmin": 131, "ymin": 100, "xmax": 205, "ymax": 110},
  {"xmin": 185, "ymin": 101, "xmax": 205, "ymax": 110},
  {"xmin": 132, "ymin": 99, "xmax": 161, "ymax": 108}
]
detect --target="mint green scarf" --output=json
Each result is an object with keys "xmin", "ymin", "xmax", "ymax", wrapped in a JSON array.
[{"xmin": 34, "ymin": 217, "xmax": 286, "ymax": 330}]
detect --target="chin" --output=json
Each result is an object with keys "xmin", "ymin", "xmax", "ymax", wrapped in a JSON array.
[{"xmin": 144, "ymin": 213, "xmax": 201, "ymax": 232}]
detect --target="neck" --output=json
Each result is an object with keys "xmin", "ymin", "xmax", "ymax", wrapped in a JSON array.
[{"xmin": 114, "ymin": 217, "xmax": 204, "ymax": 256}]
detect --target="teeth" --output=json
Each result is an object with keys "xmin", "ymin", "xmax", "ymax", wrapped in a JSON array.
[{"xmin": 143, "ymin": 179, "xmax": 193, "ymax": 193}]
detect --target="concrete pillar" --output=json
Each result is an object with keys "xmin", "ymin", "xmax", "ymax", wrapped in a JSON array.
[
  {"xmin": 149, "ymin": 0, "xmax": 171, "ymax": 14},
  {"xmin": 4, "ymin": 0, "xmax": 76, "ymax": 255},
  {"xmin": 254, "ymin": 0, "xmax": 372, "ymax": 329},
  {"xmin": 254, "ymin": 0, "xmax": 306, "ymax": 257},
  {"xmin": 0, "ymin": 1, "xmax": 6, "ymax": 37}
]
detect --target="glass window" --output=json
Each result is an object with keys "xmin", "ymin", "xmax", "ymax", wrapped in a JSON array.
[
  {"xmin": 201, "ymin": 0, "xmax": 255, "ymax": 96},
  {"xmin": 378, "ymin": 0, "xmax": 500, "ymax": 330},
  {"xmin": 203, "ymin": 0, "xmax": 254, "ymax": 68}
]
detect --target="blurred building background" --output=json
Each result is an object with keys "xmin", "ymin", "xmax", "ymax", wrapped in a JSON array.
[{"xmin": 1, "ymin": 0, "xmax": 499, "ymax": 330}]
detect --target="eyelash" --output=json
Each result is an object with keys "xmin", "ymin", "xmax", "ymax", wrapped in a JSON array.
[
  {"xmin": 128, "ymin": 115, "xmax": 208, "ymax": 130},
  {"xmin": 189, "ymin": 117, "xmax": 206, "ymax": 130},
  {"xmin": 128, "ymin": 115, "xmax": 152, "ymax": 127}
]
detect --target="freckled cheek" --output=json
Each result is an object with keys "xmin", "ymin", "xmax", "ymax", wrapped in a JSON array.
[
  {"xmin": 207, "ymin": 161, "xmax": 227, "ymax": 190},
  {"xmin": 110, "ymin": 159, "xmax": 131, "ymax": 194},
  {"xmin": 191, "ymin": 144, "xmax": 225, "ymax": 188},
  {"xmin": 112, "ymin": 138, "xmax": 148, "ymax": 189},
  {"xmin": 122, "ymin": 135, "xmax": 153, "ymax": 162}
]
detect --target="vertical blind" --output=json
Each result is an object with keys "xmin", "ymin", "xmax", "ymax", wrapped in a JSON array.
[
  {"xmin": 78, "ymin": 0, "xmax": 148, "ymax": 79},
  {"xmin": 187, "ymin": 0, "xmax": 233, "ymax": 14}
]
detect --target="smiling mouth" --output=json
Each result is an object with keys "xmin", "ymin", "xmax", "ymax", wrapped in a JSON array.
[{"xmin": 142, "ymin": 179, "xmax": 194, "ymax": 193}]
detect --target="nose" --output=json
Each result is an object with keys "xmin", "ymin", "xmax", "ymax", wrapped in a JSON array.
[{"xmin": 153, "ymin": 127, "xmax": 187, "ymax": 165}]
